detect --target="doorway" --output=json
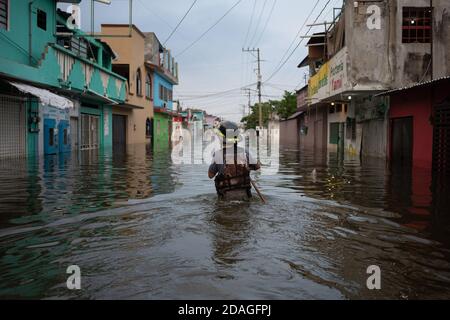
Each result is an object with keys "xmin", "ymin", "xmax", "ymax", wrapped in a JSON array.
[
  {"xmin": 113, "ymin": 114, "xmax": 127, "ymax": 154},
  {"xmin": 391, "ymin": 117, "xmax": 413, "ymax": 167}
]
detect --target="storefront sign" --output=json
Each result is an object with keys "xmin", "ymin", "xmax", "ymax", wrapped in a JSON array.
[
  {"xmin": 308, "ymin": 47, "xmax": 350, "ymax": 103},
  {"xmin": 308, "ymin": 62, "xmax": 329, "ymax": 102},
  {"xmin": 329, "ymin": 47, "xmax": 350, "ymax": 96}
]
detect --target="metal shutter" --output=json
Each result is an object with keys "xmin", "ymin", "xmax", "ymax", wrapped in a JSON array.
[{"xmin": 0, "ymin": 95, "xmax": 27, "ymax": 159}]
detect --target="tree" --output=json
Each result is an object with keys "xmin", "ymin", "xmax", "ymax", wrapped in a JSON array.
[
  {"xmin": 241, "ymin": 102, "xmax": 274, "ymax": 129},
  {"xmin": 240, "ymin": 91, "xmax": 297, "ymax": 129},
  {"xmin": 272, "ymin": 91, "xmax": 297, "ymax": 120}
]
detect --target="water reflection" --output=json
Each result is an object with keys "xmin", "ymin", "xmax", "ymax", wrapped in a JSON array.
[{"xmin": 0, "ymin": 144, "xmax": 450, "ymax": 299}]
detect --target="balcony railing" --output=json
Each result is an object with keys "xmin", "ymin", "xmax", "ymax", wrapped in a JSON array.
[{"xmin": 49, "ymin": 44, "xmax": 127, "ymax": 102}]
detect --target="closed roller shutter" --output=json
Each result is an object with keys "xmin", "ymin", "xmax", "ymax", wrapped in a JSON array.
[{"xmin": 0, "ymin": 95, "xmax": 27, "ymax": 159}]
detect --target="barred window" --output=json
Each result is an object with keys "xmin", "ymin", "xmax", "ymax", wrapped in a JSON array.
[
  {"xmin": 0, "ymin": 0, "xmax": 8, "ymax": 30},
  {"xmin": 402, "ymin": 7, "xmax": 432, "ymax": 43}
]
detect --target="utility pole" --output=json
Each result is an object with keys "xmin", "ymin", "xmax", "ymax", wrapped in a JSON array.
[
  {"xmin": 242, "ymin": 88, "xmax": 252, "ymax": 116},
  {"xmin": 243, "ymin": 48, "xmax": 263, "ymax": 128}
]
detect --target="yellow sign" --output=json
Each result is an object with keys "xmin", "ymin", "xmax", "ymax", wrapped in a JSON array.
[{"xmin": 308, "ymin": 62, "xmax": 329, "ymax": 99}]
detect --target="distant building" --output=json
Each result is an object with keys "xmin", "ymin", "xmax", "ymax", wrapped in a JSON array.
[
  {"xmin": 101, "ymin": 24, "xmax": 154, "ymax": 150},
  {"xmin": 280, "ymin": 85, "xmax": 308, "ymax": 148},
  {"xmin": 144, "ymin": 32, "xmax": 179, "ymax": 150}
]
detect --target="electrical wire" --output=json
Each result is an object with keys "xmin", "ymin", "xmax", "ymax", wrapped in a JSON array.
[
  {"xmin": 163, "ymin": 0, "xmax": 198, "ymax": 45},
  {"xmin": 242, "ymin": 0, "xmax": 257, "ymax": 48},
  {"xmin": 175, "ymin": 0, "xmax": 243, "ymax": 58},
  {"xmin": 265, "ymin": 0, "xmax": 331, "ymax": 83},
  {"xmin": 247, "ymin": 0, "xmax": 268, "ymax": 48},
  {"xmin": 252, "ymin": 0, "xmax": 278, "ymax": 48}
]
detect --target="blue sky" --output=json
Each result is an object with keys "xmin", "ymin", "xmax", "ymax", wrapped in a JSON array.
[{"xmin": 64, "ymin": 0, "xmax": 343, "ymax": 122}]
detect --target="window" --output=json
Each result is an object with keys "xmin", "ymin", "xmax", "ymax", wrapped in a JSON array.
[
  {"xmin": 136, "ymin": 69, "xmax": 142, "ymax": 96},
  {"xmin": 145, "ymin": 74, "xmax": 152, "ymax": 99},
  {"xmin": 37, "ymin": 9, "xmax": 47, "ymax": 31},
  {"xmin": 49, "ymin": 128, "xmax": 54, "ymax": 146},
  {"xmin": 63, "ymin": 129, "xmax": 68, "ymax": 145},
  {"xmin": 402, "ymin": 7, "xmax": 432, "ymax": 43},
  {"xmin": 0, "ymin": 0, "xmax": 8, "ymax": 30},
  {"xmin": 158, "ymin": 85, "xmax": 173, "ymax": 102}
]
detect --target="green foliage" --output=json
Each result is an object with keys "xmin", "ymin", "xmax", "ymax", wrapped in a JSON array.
[
  {"xmin": 272, "ymin": 91, "xmax": 297, "ymax": 120},
  {"xmin": 241, "ymin": 102, "xmax": 274, "ymax": 129},
  {"xmin": 241, "ymin": 91, "xmax": 297, "ymax": 129}
]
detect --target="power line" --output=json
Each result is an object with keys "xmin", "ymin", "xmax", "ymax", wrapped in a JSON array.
[
  {"xmin": 176, "ymin": 82, "xmax": 256, "ymax": 101},
  {"xmin": 270, "ymin": 0, "xmax": 321, "ymax": 74},
  {"xmin": 264, "ymin": 0, "xmax": 332, "ymax": 83},
  {"xmin": 163, "ymin": 0, "xmax": 198, "ymax": 45},
  {"xmin": 247, "ymin": 0, "xmax": 268, "ymax": 47},
  {"xmin": 242, "ymin": 0, "xmax": 257, "ymax": 47},
  {"xmin": 253, "ymin": 0, "xmax": 278, "ymax": 47},
  {"xmin": 136, "ymin": 0, "xmax": 175, "ymax": 32},
  {"xmin": 175, "ymin": 0, "xmax": 243, "ymax": 58}
]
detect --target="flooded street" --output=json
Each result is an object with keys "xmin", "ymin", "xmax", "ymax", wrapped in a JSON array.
[{"xmin": 1, "ymin": 144, "xmax": 450, "ymax": 300}]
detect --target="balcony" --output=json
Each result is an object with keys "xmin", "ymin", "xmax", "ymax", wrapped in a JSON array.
[{"xmin": 38, "ymin": 44, "xmax": 127, "ymax": 103}]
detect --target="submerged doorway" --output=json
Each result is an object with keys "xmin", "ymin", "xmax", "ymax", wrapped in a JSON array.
[
  {"xmin": 113, "ymin": 114, "xmax": 127, "ymax": 154},
  {"xmin": 391, "ymin": 117, "xmax": 413, "ymax": 167}
]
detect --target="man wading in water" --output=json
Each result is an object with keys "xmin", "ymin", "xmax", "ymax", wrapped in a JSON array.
[{"xmin": 208, "ymin": 121, "xmax": 261, "ymax": 201}]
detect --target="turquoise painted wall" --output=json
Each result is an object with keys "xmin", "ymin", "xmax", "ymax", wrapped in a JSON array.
[
  {"xmin": 80, "ymin": 104, "xmax": 113, "ymax": 150},
  {"xmin": 154, "ymin": 72, "xmax": 174, "ymax": 110},
  {"xmin": 0, "ymin": 1, "xmax": 126, "ymax": 103},
  {"xmin": 26, "ymin": 100, "xmax": 40, "ymax": 157},
  {"xmin": 0, "ymin": 0, "xmax": 56, "ymax": 66}
]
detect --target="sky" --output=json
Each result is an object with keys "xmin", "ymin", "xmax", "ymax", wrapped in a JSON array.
[{"xmin": 66, "ymin": 0, "xmax": 343, "ymax": 122}]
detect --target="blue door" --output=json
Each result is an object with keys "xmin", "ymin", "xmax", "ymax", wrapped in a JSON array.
[
  {"xmin": 58, "ymin": 120, "xmax": 71, "ymax": 153},
  {"xmin": 44, "ymin": 119, "xmax": 57, "ymax": 155}
]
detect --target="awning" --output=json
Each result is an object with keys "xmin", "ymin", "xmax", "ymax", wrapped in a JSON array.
[
  {"xmin": 85, "ymin": 89, "xmax": 119, "ymax": 105},
  {"xmin": 9, "ymin": 82, "xmax": 74, "ymax": 109},
  {"xmin": 287, "ymin": 110, "xmax": 305, "ymax": 120},
  {"xmin": 376, "ymin": 76, "xmax": 450, "ymax": 96}
]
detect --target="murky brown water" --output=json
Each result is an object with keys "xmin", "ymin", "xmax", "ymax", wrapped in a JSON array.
[{"xmin": 0, "ymin": 144, "xmax": 450, "ymax": 299}]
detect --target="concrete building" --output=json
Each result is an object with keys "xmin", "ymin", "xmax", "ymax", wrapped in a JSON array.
[
  {"xmin": 144, "ymin": 32, "xmax": 179, "ymax": 151},
  {"xmin": 280, "ymin": 85, "xmax": 308, "ymax": 148},
  {"xmin": 0, "ymin": 1, "xmax": 126, "ymax": 159},
  {"xmin": 300, "ymin": 0, "xmax": 450, "ymax": 158},
  {"xmin": 101, "ymin": 24, "xmax": 154, "ymax": 150}
]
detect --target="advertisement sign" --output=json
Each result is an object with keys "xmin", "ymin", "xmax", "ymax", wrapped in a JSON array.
[
  {"xmin": 308, "ymin": 47, "xmax": 350, "ymax": 103},
  {"xmin": 308, "ymin": 62, "xmax": 329, "ymax": 102},
  {"xmin": 329, "ymin": 47, "xmax": 350, "ymax": 96}
]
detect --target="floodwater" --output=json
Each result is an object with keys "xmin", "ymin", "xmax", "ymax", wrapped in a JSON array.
[{"xmin": 0, "ymin": 143, "xmax": 450, "ymax": 300}]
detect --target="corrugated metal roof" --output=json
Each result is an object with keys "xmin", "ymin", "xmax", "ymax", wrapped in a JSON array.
[
  {"xmin": 378, "ymin": 76, "xmax": 450, "ymax": 96},
  {"xmin": 287, "ymin": 110, "xmax": 305, "ymax": 120}
]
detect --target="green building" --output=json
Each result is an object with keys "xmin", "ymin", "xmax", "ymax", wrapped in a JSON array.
[
  {"xmin": 0, "ymin": 0, "xmax": 126, "ymax": 159},
  {"xmin": 143, "ymin": 32, "xmax": 179, "ymax": 150}
]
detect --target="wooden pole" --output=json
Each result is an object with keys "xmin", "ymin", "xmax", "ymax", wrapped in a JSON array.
[{"xmin": 251, "ymin": 180, "xmax": 266, "ymax": 204}]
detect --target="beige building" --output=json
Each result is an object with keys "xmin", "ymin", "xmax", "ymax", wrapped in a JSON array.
[{"xmin": 101, "ymin": 24, "xmax": 154, "ymax": 147}]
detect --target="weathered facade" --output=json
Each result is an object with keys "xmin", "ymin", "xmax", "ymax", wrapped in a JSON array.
[
  {"xmin": 303, "ymin": 0, "xmax": 450, "ymax": 158},
  {"xmin": 144, "ymin": 32, "xmax": 179, "ymax": 150},
  {"xmin": 101, "ymin": 24, "xmax": 154, "ymax": 149},
  {"xmin": 280, "ymin": 85, "xmax": 308, "ymax": 148},
  {"xmin": 0, "ymin": 1, "xmax": 126, "ymax": 159}
]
